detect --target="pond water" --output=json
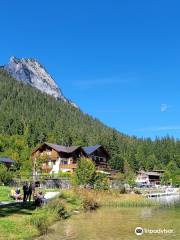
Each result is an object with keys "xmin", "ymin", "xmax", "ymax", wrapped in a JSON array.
[{"xmin": 38, "ymin": 196, "xmax": 180, "ymax": 240}]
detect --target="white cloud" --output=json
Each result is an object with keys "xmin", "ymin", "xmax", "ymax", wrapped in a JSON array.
[{"xmin": 160, "ymin": 104, "xmax": 169, "ymax": 112}]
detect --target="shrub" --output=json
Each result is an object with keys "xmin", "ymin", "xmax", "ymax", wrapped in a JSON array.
[
  {"xmin": 30, "ymin": 211, "xmax": 51, "ymax": 235},
  {"xmin": 119, "ymin": 186, "xmax": 127, "ymax": 194},
  {"xmin": 58, "ymin": 171, "xmax": 72, "ymax": 178},
  {"xmin": 46, "ymin": 198, "xmax": 69, "ymax": 219},
  {"xmin": 0, "ymin": 164, "xmax": 14, "ymax": 185},
  {"xmin": 75, "ymin": 189, "xmax": 100, "ymax": 210},
  {"xmin": 133, "ymin": 189, "xmax": 141, "ymax": 194},
  {"xmin": 94, "ymin": 172, "xmax": 109, "ymax": 190},
  {"xmin": 83, "ymin": 197, "xmax": 99, "ymax": 210},
  {"xmin": 30, "ymin": 198, "xmax": 70, "ymax": 235}
]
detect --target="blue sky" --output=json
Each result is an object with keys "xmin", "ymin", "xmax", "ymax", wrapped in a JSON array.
[{"xmin": 0, "ymin": 0, "xmax": 180, "ymax": 139}]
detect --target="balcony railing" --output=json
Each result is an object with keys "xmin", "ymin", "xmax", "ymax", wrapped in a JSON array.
[
  {"xmin": 41, "ymin": 165, "xmax": 53, "ymax": 172},
  {"xmin": 59, "ymin": 163, "xmax": 77, "ymax": 169}
]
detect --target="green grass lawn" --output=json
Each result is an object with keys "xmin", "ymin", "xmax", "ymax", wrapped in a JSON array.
[
  {"xmin": 0, "ymin": 202, "xmax": 38, "ymax": 240},
  {"xmin": 0, "ymin": 186, "xmax": 12, "ymax": 202},
  {"xmin": 0, "ymin": 185, "xmax": 57, "ymax": 239}
]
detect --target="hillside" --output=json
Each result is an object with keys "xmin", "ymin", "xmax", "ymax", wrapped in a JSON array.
[{"xmin": 0, "ymin": 69, "xmax": 180, "ymax": 178}]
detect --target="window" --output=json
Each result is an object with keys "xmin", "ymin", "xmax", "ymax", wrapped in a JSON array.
[
  {"xmin": 93, "ymin": 156, "xmax": 106, "ymax": 163},
  {"xmin": 61, "ymin": 159, "xmax": 68, "ymax": 164},
  {"xmin": 101, "ymin": 157, "xmax": 105, "ymax": 162}
]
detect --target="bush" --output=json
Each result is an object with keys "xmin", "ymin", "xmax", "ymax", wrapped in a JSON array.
[
  {"xmin": 83, "ymin": 197, "xmax": 99, "ymax": 210},
  {"xmin": 75, "ymin": 189, "xmax": 100, "ymax": 210},
  {"xmin": 133, "ymin": 189, "xmax": 141, "ymax": 194},
  {"xmin": 119, "ymin": 186, "xmax": 127, "ymax": 194},
  {"xmin": 30, "ymin": 211, "xmax": 51, "ymax": 235},
  {"xmin": 0, "ymin": 164, "xmax": 14, "ymax": 185},
  {"xmin": 30, "ymin": 198, "xmax": 70, "ymax": 235},
  {"xmin": 57, "ymin": 171, "xmax": 72, "ymax": 178},
  {"xmin": 94, "ymin": 172, "xmax": 109, "ymax": 190},
  {"xmin": 46, "ymin": 198, "xmax": 69, "ymax": 219}
]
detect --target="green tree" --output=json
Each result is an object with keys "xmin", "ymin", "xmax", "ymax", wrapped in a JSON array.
[
  {"xmin": 161, "ymin": 170, "xmax": 171, "ymax": 185},
  {"xmin": 161, "ymin": 161, "xmax": 180, "ymax": 185},
  {"xmin": 74, "ymin": 158, "xmax": 96, "ymax": 187},
  {"xmin": 123, "ymin": 160, "xmax": 136, "ymax": 186},
  {"xmin": 109, "ymin": 154, "xmax": 124, "ymax": 172},
  {"xmin": 146, "ymin": 154, "xmax": 157, "ymax": 170},
  {"xmin": 0, "ymin": 164, "xmax": 14, "ymax": 184}
]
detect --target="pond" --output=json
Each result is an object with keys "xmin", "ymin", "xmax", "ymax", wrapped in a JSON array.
[{"xmin": 38, "ymin": 196, "xmax": 180, "ymax": 240}]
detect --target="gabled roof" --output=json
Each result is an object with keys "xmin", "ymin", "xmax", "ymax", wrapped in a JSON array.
[
  {"xmin": 82, "ymin": 145, "xmax": 102, "ymax": 155},
  {"xmin": 145, "ymin": 171, "xmax": 161, "ymax": 176},
  {"xmin": 33, "ymin": 142, "xmax": 81, "ymax": 154},
  {"xmin": 82, "ymin": 144, "xmax": 111, "ymax": 158},
  {"xmin": 0, "ymin": 157, "xmax": 15, "ymax": 164},
  {"xmin": 32, "ymin": 142, "xmax": 109, "ymax": 157},
  {"xmin": 138, "ymin": 170, "xmax": 161, "ymax": 176},
  {"xmin": 45, "ymin": 143, "xmax": 80, "ymax": 153}
]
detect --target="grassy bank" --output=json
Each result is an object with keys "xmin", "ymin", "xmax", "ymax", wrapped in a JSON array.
[{"xmin": 0, "ymin": 189, "xmax": 158, "ymax": 239}]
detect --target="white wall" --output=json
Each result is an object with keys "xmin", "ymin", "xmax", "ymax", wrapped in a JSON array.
[
  {"xmin": 136, "ymin": 174, "xmax": 150, "ymax": 184},
  {"xmin": 50, "ymin": 158, "xmax": 60, "ymax": 174}
]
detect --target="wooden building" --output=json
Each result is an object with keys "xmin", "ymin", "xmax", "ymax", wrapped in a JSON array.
[
  {"xmin": 82, "ymin": 145, "xmax": 110, "ymax": 170},
  {"xmin": 32, "ymin": 143, "xmax": 85, "ymax": 173},
  {"xmin": 32, "ymin": 143, "xmax": 110, "ymax": 174},
  {"xmin": 136, "ymin": 170, "xmax": 163, "ymax": 186}
]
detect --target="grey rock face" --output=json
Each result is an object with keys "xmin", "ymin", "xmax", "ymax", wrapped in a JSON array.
[{"xmin": 4, "ymin": 56, "xmax": 77, "ymax": 107}]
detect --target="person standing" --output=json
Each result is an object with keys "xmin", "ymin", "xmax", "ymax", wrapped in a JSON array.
[
  {"xmin": 23, "ymin": 182, "xmax": 28, "ymax": 202},
  {"xmin": 28, "ymin": 183, "xmax": 33, "ymax": 202}
]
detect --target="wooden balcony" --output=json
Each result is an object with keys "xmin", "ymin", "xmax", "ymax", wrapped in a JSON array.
[
  {"xmin": 41, "ymin": 165, "xmax": 53, "ymax": 173},
  {"xmin": 59, "ymin": 163, "xmax": 77, "ymax": 170}
]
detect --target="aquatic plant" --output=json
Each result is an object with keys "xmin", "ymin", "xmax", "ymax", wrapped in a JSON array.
[{"xmin": 72, "ymin": 189, "xmax": 159, "ymax": 208}]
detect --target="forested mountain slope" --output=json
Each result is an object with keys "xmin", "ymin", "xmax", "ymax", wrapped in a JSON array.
[{"xmin": 0, "ymin": 69, "xmax": 179, "ymax": 177}]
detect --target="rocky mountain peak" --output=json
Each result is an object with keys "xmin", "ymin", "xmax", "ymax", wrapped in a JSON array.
[{"xmin": 4, "ymin": 56, "xmax": 78, "ymax": 108}]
